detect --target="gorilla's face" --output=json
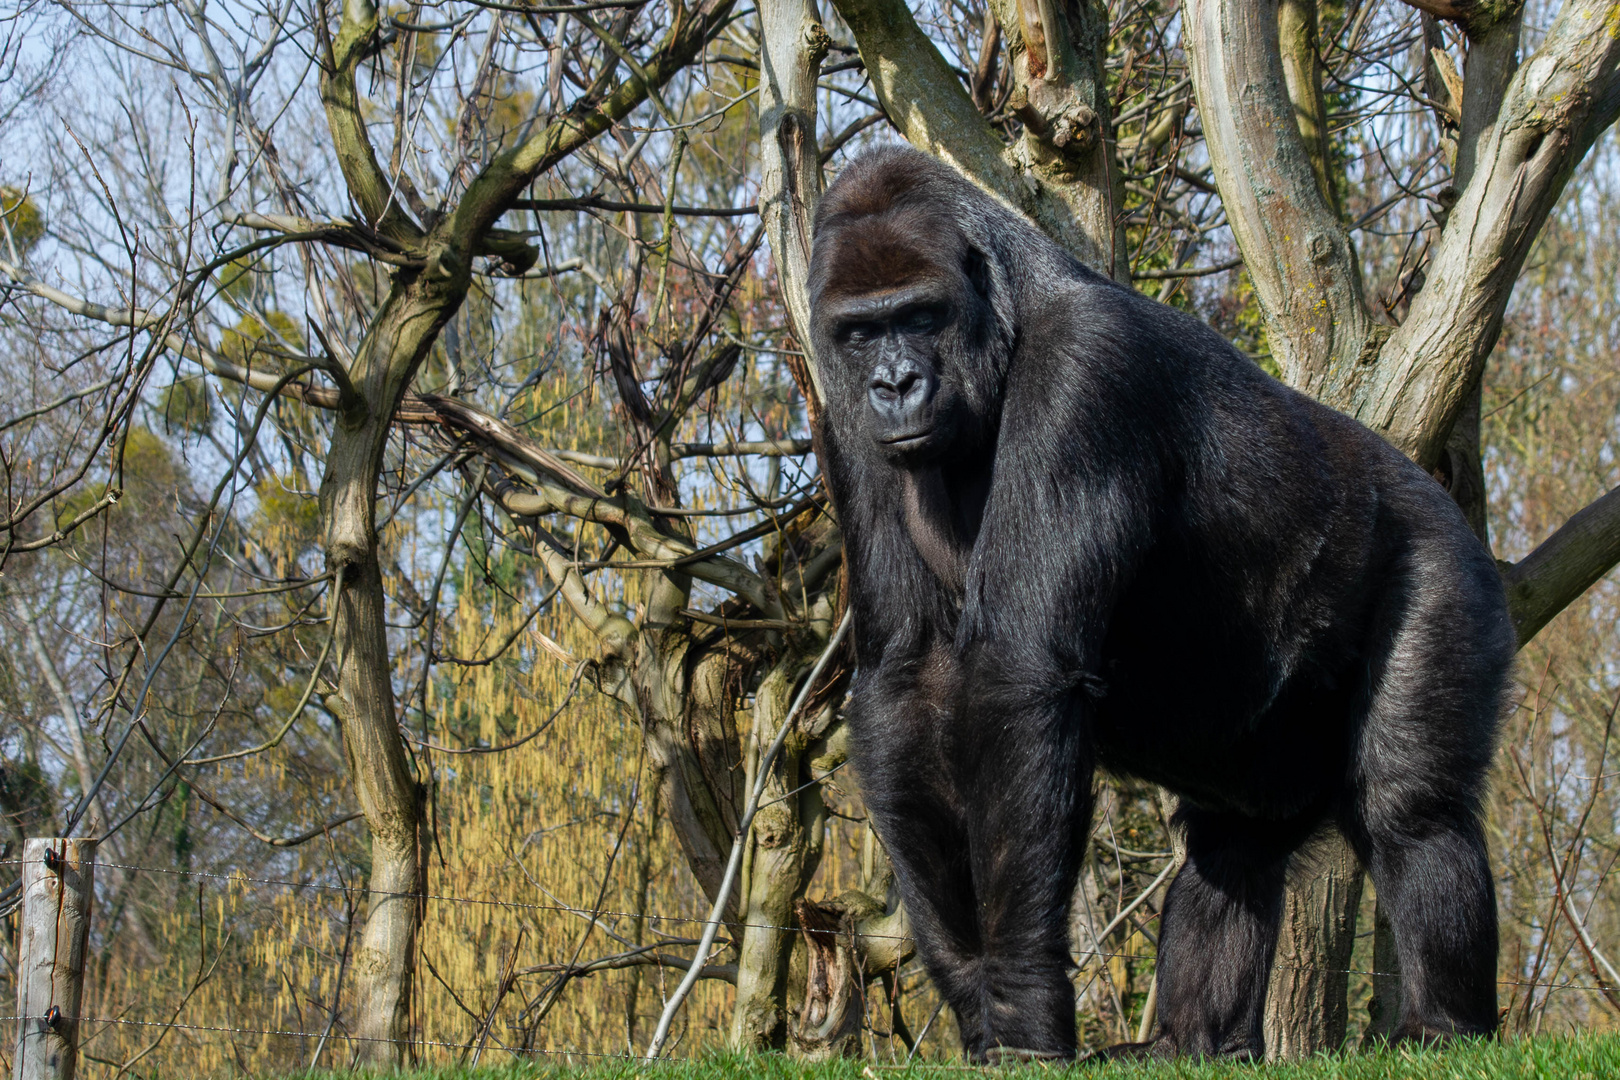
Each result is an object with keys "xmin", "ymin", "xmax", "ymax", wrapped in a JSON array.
[
  {"xmin": 811, "ymin": 225, "xmax": 999, "ymax": 469},
  {"xmin": 821, "ymin": 283, "xmax": 965, "ymax": 464}
]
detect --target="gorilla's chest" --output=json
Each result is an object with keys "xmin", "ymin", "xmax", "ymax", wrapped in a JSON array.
[{"xmin": 900, "ymin": 462, "xmax": 991, "ymax": 595}]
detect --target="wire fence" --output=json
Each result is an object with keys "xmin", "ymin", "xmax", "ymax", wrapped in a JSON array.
[
  {"xmin": 6, "ymin": 857, "xmax": 1604, "ymax": 991},
  {"xmin": 3, "ymin": 854, "xmax": 1616, "ymax": 1069},
  {"xmin": 7, "ymin": 855, "xmax": 1619, "ymax": 986},
  {"xmin": 4, "ymin": 1015, "xmax": 655, "ymax": 1064}
]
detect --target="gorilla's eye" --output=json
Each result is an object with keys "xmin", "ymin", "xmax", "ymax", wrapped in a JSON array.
[
  {"xmin": 897, "ymin": 307, "xmax": 943, "ymax": 335},
  {"xmin": 840, "ymin": 321, "xmax": 882, "ymax": 346}
]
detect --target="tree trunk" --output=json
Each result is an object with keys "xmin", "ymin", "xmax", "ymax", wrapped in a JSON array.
[
  {"xmin": 330, "ymin": 546, "xmax": 423, "ymax": 1065},
  {"xmin": 757, "ymin": 0, "xmax": 828, "ymax": 380},
  {"xmin": 790, "ymin": 725, "xmax": 913, "ymax": 1058},
  {"xmin": 320, "ymin": 268, "xmax": 465, "ymax": 1066},
  {"xmin": 1263, "ymin": 834, "xmax": 1362, "ymax": 1059},
  {"xmin": 729, "ymin": 656, "xmax": 828, "ymax": 1050}
]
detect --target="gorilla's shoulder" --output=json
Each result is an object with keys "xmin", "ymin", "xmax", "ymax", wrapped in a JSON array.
[{"xmin": 1021, "ymin": 268, "xmax": 1258, "ymax": 382}]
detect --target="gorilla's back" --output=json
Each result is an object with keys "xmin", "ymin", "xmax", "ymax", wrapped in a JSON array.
[{"xmin": 1073, "ymin": 278, "xmax": 1507, "ymax": 816}]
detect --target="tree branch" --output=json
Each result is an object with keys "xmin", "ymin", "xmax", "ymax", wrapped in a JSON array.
[
  {"xmin": 320, "ymin": 0, "xmax": 422, "ymax": 240},
  {"xmin": 1398, "ymin": 0, "xmax": 1521, "ymax": 36},
  {"xmin": 484, "ymin": 482, "xmax": 637, "ymax": 660},
  {"xmin": 1184, "ymin": 0, "xmax": 1372, "ymax": 397},
  {"xmin": 455, "ymin": 0, "xmax": 738, "ymax": 241},
  {"xmin": 830, "ymin": 0, "xmax": 1118, "ymax": 270},
  {"xmin": 518, "ymin": 946, "xmax": 737, "ymax": 984},
  {"xmin": 989, "ymin": 0, "xmax": 1126, "ymax": 278},
  {"xmin": 490, "ymin": 480, "xmax": 778, "ymax": 614},
  {"xmin": 1505, "ymin": 486, "xmax": 1620, "ymax": 647},
  {"xmin": 758, "ymin": 0, "xmax": 829, "ymax": 402},
  {"xmin": 1277, "ymin": 0, "xmax": 1338, "ymax": 215},
  {"xmin": 1454, "ymin": 9, "xmax": 1522, "ymax": 190},
  {"xmin": 510, "ymin": 194, "xmax": 757, "ymax": 216},
  {"xmin": 1355, "ymin": 0, "xmax": 1620, "ymax": 468},
  {"xmin": 0, "ymin": 254, "xmax": 351, "ymax": 411}
]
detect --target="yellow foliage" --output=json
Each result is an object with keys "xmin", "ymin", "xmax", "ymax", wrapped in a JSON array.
[
  {"xmin": 445, "ymin": 72, "xmax": 537, "ymax": 148},
  {"xmin": 158, "ymin": 376, "xmax": 213, "ymax": 436},
  {"xmin": 55, "ymin": 426, "xmax": 182, "ymax": 532},
  {"xmin": 250, "ymin": 472, "xmax": 321, "ymax": 574},
  {"xmin": 221, "ymin": 309, "xmax": 304, "ymax": 366},
  {"xmin": 215, "ymin": 255, "xmax": 262, "ymax": 301},
  {"xmin": 0, "ymin": 185, "xmax": 44, "ymax": 254}
]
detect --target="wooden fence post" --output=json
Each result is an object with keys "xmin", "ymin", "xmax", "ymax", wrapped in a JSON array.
[{"xmin": 13, "ymin": 839, "xmax": 95, "ymax": 1080}]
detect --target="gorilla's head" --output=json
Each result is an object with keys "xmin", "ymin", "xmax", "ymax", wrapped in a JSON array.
[{"xmin": 809, "ymin": 147, "xmax": 1020, "ymax": 468}]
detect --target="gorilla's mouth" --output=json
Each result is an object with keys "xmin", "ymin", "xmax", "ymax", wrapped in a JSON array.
[{"xmin": 878, "ymin": 429, "xmax": 934, "ymax": 450}]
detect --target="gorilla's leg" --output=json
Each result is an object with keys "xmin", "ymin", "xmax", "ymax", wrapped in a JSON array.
[
  {"xmin": 852, "ymin": 682, "xmax": 1003, "ymax": 1060},
  {"xmin": 1341, "ymin": 656, "xmax": 1502, "ymax": 1032},
  {"xmin": 862, "ymin": 785, "xmax": 990, "ymax": 1053},
  {"xmin": 860, "ymin": 664, "xmax": 1094, "ymax": 1062},
  {"xmin": 955, "ymin": 693, "xmax": 1094, "ymax": 1062},
  {"xmin": 1349, "ymin": 814, "xmax": 1496, "ymax": 1042},
  {"xmin": 866, "ymin": 688, "xmax": 1092, "ymax": 1061},
  {"xmin": 1150, "ymin": 809, "xmax": 1312, "ymax": 1058},
  {"xmin": 1340, "ymin": 528, "xmax": 1509, "ymax": 1043}
]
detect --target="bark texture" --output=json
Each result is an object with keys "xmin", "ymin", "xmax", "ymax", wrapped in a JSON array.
[
  {"xmin": 790, "ymin": 900, "xmax": 863, "ymax": 1059},
  {"xmin": 1506, "ymin": 485, "xmax": 1620, "ymax": 646},
  {"xmin": 729, "ymin": 657, "xmax": 831, "ymax": 1050},
  {"xmin": 1184, "ymin": 0, "xmax": 1371, "ymax": 395},
  {"xmin": 758, "ymin": 0, "xmax": 828, "ymax": 386},
  {"xmin": 1262, "ymin": 837, "xmax": 1363, "ymax": 1059}
]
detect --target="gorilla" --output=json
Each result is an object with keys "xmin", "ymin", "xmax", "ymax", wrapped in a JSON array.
[{"xmin": 808, "ymin": 145, "xmax": 1514, "ymax": 1063}]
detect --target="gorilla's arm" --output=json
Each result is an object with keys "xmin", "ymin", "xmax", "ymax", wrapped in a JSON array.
[{"xmin": 961, "ymin": 297, "xmax": 1166, "ymax": 684}]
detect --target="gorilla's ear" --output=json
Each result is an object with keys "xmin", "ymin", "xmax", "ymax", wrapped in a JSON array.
[{"xmin": 963, "ymin": 246, "xmax": 992, "ymax": 303}]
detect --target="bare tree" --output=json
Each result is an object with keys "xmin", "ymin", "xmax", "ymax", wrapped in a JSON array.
[
  {"xmin": 2, "ymin": 0, "xmax": 903, "ymax": 1060},
  {"xmin": 7, "ymin": 0, "xmax": 1620, "ymax": 1064}
]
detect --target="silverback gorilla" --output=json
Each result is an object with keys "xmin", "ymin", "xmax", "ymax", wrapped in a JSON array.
[{"xmin": 808, "ymin": 146, "xmax": 1515, "ymax": 1063}]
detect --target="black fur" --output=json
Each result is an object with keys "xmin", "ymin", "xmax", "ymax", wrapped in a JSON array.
[{"xmin": 808, "ymin": 145, "xmax": 1515, "ymax": 1062}]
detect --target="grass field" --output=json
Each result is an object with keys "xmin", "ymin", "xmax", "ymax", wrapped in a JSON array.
[{"xmin": 307, "ymin": 1036, "xmax": 1619, "ymax": 1080}]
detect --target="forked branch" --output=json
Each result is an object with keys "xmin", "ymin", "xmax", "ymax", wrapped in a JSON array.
[
  {"xmin": 1357, "ymin": 0, "xmax": 1620, "ymax": 467},
  {"xmin": 1183, "ymin": 0, "xmax": 1371, "ymax": 396}
]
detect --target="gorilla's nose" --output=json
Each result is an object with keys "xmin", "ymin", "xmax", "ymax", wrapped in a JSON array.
[{"xmin": 868, "ymin": 356, "xmax": 935, "ymax": 437}]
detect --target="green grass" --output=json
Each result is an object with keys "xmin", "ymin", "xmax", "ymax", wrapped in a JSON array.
[{"xmin": 302, "ymin": 1035, "xmax": 1620, "ymax": 1080}]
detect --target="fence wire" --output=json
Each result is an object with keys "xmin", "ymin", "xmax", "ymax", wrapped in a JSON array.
[
  {"xmin": 2, "ymin": 852, "xmax": 1613, "ymax": 1076},
  {"xmin": 3, "ymin": 1014, "xmax": 660, "ymax": 1063},
  {"xmin": 3, "ymin": 856, "xmax": 1615, "ymax": 994}
]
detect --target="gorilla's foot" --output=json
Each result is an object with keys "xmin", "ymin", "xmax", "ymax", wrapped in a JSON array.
[
  {"xmin": 1079, "ymin": 1039, "xmax": 1172, "ymax": 1064},
  {"xmin": 982, "ymin": 1046, "xmax": 1071, "ymax": 1067}
]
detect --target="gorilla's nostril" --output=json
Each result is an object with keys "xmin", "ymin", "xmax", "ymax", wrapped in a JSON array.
[{"xmin": 869, "ymin": 359, "xmax": 934, "ymax": 424}]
